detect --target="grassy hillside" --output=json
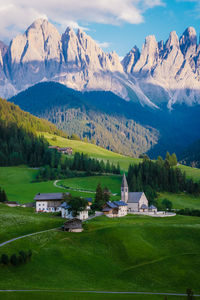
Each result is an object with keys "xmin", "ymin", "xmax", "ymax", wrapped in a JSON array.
[
  {"xmin": 0, "ymin": 204, "xmax": 63, "ymax": 243},
  {"xmin": 157, "ymin": 192, "xmax": 200, "ymax": 210},
  {"xmin": 0, "ymin": 98, "xmax": 64, "ymax": 136},
  {"xmin": 0, "ymin": 292, "xmax": 187, "ymax": 300},
  {"xmin": 59, "ymin": 175, "xmax": 122, "ymax": 194},
  {"xmin": 0, "ymin": 215, "xmax": 200, "ymax": 295},
  {"xmin": 42, "ymin": 132, "xmax": 140, "ymax": 171},
  {"xmin": 178, "ymin": 164, "xmax": 200, "ymax": 182},
  {"xmin": 0, "ymin": 166, "xmax": 111, "ymax": 204}
]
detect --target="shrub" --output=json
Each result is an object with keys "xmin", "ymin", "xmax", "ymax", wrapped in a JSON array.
[
  {"xmin": 1, "ymin": 254, "xmax": 9, "ymax": 265},
  {"xmin": 10, "ymin": 254, "xmax": 19, "ymax": 266}
]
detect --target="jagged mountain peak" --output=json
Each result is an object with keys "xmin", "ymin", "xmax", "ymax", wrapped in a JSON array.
[{"xmin": 1, "ymin": 20, "xmax": 200, "ymax": 109}]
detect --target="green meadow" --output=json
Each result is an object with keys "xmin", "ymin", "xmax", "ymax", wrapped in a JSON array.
[
  {"xmin": 0, "ymin": 215, "xmax": 200, "ymax": 296},
  {"xmin": 158, "ymin": 192, "xmax": 200, "ymax": 210},
  {"xmin": 59, "ymin": 175, "xmax": 122, "ymax": 194},
  {"xmin": 0, "ymin": 204, "xmax": 63, "ymax": 244}
]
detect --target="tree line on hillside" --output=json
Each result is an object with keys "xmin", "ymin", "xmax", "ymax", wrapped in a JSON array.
[
  {"xmin": 127, "ymin": 153, "xmax": 200, "ymax": 202},
  {"xmin": 1, "ymin": 250, "xmax": 32, "ymax": 266},
  {"xmin": 37, "ymin": 152, "xmax": 121, "ymax": 181}
]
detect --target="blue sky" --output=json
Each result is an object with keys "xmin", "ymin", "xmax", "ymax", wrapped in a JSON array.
[
  {"xmin": 85, "ymin": 0, "xmax": 200, "ymax": 56},
  {"xmin": 0, "ymin": 0, "xmax": 200, "ymax": 57}
]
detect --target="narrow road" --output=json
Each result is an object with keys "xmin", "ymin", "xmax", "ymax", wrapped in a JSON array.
[
  {"xmin": 0, "ymin": 290, "xmax": 199, "ymax": 297},
  {"xmin": 53, "ymin": 180, "xmax": 117, "ymax": 195},
  {"xmin": 0, "ymin": 228, "xmax": 58, "ymax": 248}
]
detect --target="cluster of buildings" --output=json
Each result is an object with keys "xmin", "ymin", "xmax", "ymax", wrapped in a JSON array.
[{"xmin": 34, "ymin": 174, "xmax": 157, "ymax": 221}]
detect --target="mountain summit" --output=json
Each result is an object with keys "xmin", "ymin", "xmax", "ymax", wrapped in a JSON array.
[{"xmin": 1, "ymin": 19, "xmax": 200, "ymax": 109}]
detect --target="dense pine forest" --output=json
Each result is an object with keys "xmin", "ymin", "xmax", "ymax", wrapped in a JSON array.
[
  {"xmin": 127, "ymin": 153, "xmax": 200, "ymax": 201},
  {"xmin": 37, "ymin": 152, "xmax": 121, "ymax": 181}
]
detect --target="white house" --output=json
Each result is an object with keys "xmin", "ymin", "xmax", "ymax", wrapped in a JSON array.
[
  {"xmin": 102, "ymin": 201, "xmax": 127, "ymax": 218},
  {"xmin": 121, "ymin": 174, "xmax": 155, "ymax": 213},
  {"xmin": 34, "ymin": 193, "xmax": 69, "ymax": 213},
  {"xmin": 60, "ymin": 201, "xmax": 91, "ymax": 220}
]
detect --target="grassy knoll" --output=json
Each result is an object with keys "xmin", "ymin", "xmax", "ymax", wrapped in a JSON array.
[
  {"xmin": 42, "ymin": 132, "xmax": 140, "ymax": 171},
  {"xmin": 0, "ymin": 291, "xmax": 187, "ymax": 300},
  {"xmin": 178, "ymin": 164, "xmax": 200, "ymax": 182},
  {"xmin": 0, "ymin": 204, "xmax": 63, "ymax": 243},
  {"xmin": 59, "ymin": 175, "xmax": 122, "ymax": 194},
  {"xmin": 0, "ymin": 215, "xmax": 200, "ymax": 295},
  {"xmin": 157, "ymin": 192, "xmax": 200, "ymax": 210}
]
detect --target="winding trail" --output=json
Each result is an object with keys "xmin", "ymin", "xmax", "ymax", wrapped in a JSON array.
[
  {"xmin": 53, "ymin": 180, "xmax": 117, "ymax": 195},
  {"xmin": 0, "ymin": 228, "xmax": 58, "ymax": 248},
  {"xmin": 0, "ymin": 290, "xmax": 199, "ymax": 297}
]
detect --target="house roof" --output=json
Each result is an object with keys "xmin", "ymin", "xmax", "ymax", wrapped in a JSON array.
[
  {"xmin": 128, "ymin": 192, "xmax": 144, "ymax": 203},
  {"xmin": 121, "ymin": 173, "xmax": 128, "ymax": 188},
  {"xmin": 141, "ymin": 204, "xmax": 148, "ymax": 209},
  {"xmin": 113, "ymin": 201, "xmax": 127, "ymax": 206},
  {"xmin": 34, "ymin": 193, "xmax": 69, "ymax": 201},
  {"xmin": 106, "ymin": 201, "xmax": 118, "ymax": 209},
  {"xmin": 149, "ymin": 205, "xmax": 157, "ymax": 209},
  {"xmin": 60, "ymin": 201, "xmax": 70, "ymax": 209},
  {"xmin": 64, "ymin": 218, "xmax": 82, "ymax": 229}
]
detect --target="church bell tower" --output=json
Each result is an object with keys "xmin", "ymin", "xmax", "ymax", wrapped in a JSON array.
[{"xmin": 121, "ymin": 174, "xmax": 129, "ymax": 203}]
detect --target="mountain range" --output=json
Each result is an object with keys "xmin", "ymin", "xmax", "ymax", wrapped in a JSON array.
[{"xmin": 1, "ymin": 19, "xmax": 200, "ymax": 109}]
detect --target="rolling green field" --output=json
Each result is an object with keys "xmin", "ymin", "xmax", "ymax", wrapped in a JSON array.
[
  {"xmin": 59, "ymin": 175, "xmax": 122, "ymax": 194},
  {"xmin": 0, "ymin": 204, "xmax": 63, "ymax": 244},
  {"xmin": 158, "ymin": 192, "xmax": 200, "ymax": 210},
  {"xmin": 0, "ymin": 215, "xmax": 200, "ymax": 296},
  {"xmin": 42, "ymin": 132, "xmax": 140, "ymax": 171},
  {"xmin": 0, "ymin": 166, "xmax": 107, "ymax": 204}
]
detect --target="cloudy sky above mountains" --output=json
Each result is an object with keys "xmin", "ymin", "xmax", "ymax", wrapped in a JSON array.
[{"xmin": 0, "ymin": 0, "xmax": 199, "ymax": 55}]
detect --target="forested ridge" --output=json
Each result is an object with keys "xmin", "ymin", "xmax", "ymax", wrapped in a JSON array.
[
  {"xmin": 0, "ymin": 98, "xmax": 65, "ymax": 166},
  {"xmin": 9, "ymin": 82, "xmax": 159, "ymax": 157}
]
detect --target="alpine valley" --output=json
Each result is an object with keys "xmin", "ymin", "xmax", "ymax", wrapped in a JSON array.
[{"xmin": 1, "ymin": 18, "xmax": 200, "ymax": 157}]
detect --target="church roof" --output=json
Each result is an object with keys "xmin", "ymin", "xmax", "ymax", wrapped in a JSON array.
[
  {"xmin": 113, "ymin": 201, "xmax": 127, "ymax": 206},
  {"xmin": 121, "ymin": 174, "xmax": 128, "ymax": 188},
  {"xmin": 128, "ymin": 192, "xmax": 144, "ymax": 203}
]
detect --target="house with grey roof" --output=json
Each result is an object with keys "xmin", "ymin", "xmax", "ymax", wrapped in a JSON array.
[
  {"xmin": 34, "ymin": 193, "xmax": 69, "ymax": 213},
  {"xmin": 121, "ymin": 174, "xmax": 149, "ymax": 212},
  {"xmin": 102, "ymin": 200, "xmax": 127, "ymax": 218}
]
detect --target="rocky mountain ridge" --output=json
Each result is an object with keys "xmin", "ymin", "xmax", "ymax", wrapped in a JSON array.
[{"xmin": 1, "ymin": 19, "xmax": 200, "ymax": 108}]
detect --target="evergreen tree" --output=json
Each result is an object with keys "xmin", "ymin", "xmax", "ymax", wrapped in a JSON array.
[
  {"xmin": 92, "ymin": 183, "xmax": 103, "ymax": 211},
  {"xmin": 10, "ymin": 254, "xmax": 19, "ymax": 266},
  {"xmin": 103, "ymin": 187, "xmax": 110, "ymax": 203}
]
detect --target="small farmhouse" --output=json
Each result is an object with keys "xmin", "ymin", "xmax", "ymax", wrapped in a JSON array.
[
  {"xmin": 34, "ymin": 193, "xmax": 69, "ymax": 212},
  {"xmin": 5, "ymin": 201, "xmax": 20, "ymax": 207},
  {"xmin": 102, "ymin": 201, "xmax": 127, "ymax": 218},
  {"xmin": 61, "ymin": 200, "xmax": 91, "ymax": 220},
  {"xmin": 48, "ymin": 146, "xmax": 73, "ymax": 155},
  {"xmin": 63, "ymin": 218, "xmax": 83, "ymax": 232},
  {"xmin": 121, "ymin": 174, "xmax": 157, "ymax": 213}
]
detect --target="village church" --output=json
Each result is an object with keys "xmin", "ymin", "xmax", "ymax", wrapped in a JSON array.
[{"xmin": 121, "ymin": 174, "xmax": 154, "ymax": 213}]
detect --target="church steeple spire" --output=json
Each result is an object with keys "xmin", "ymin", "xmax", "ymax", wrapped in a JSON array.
[{"xmin": 121, "ymin": 174, "xmax": 129, "ymax": 203}]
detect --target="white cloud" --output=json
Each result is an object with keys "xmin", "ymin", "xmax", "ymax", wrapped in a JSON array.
[
  {"xmin": 0, "ymin": 0, "xmax": 164, "ymax": 42},
  {"xmin": 95, "ymin": 40, "xmax": 111, "ymax": 49}
]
